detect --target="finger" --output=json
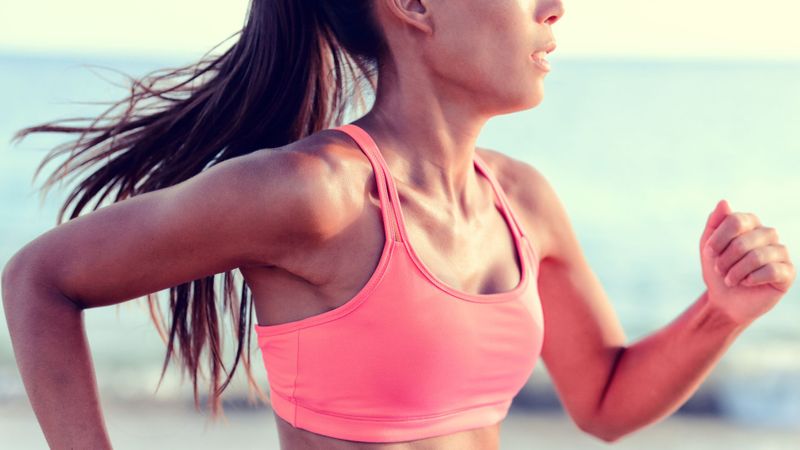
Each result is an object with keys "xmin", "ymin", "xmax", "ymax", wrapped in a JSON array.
[
  {"xmin": 739, "ymin": 262, "xmax": 795, "ymax": 290},
  {"xmin": 706, "ymin": 212, "xmax": 761, "ymax": 256},
  {"xmin": 724, "ymin": 246, "xmax": 788, "ymax": 286},
  {"xmin": 716, "ymin": 229, "xmax": 783, "ymax": 274},
  {"xmin": 701, "ymin": 199, "xmax": 729, "ymax": 250}
]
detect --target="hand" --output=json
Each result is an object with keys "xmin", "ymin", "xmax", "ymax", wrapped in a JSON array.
[{"xmin": 699, "ymin": 199, "xmax": 795, "ymax": 326}]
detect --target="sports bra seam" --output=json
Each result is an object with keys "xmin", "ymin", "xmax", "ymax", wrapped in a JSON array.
[
  {"xmin": 274, "ymin": 390, "xmax": 511, "ymax": 422},
  {"xmin": 292, "ymin": 330, "xmax": 299, "ymax": 425},
  {"xmin": 400, "ymin": 239, "xmax": 531, "ymax": 303}
]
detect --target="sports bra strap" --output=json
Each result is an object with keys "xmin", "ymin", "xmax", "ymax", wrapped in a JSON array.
[
  {"xmin": 332, "ymin": 124, "xmax": 528, "ymax": 245},
  {"xmin": 332, "ymin": 124, "xmax": 403, "ymax": 243},
  {"xmin": 472, "ymin": 153, "xmax": 526, "ymax": 240}
]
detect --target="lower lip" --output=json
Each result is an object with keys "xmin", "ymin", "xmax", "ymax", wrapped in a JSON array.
[{"xmin": 530, "ymin": 55, "xmax": 551, "ymax": 72}]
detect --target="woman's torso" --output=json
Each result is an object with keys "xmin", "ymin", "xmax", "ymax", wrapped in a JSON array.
[{"xmin": 239, "ymin": 127, "xmax": 545, "ymax": 450}]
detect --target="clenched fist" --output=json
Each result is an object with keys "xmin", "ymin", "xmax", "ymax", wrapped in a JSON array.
[{"xmin": 699, "ymin": 199, "xmax": 796, "ymax": 327}]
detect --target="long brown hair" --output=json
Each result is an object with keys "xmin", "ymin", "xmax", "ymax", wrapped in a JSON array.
[{"xmin": 9, "ymin": 0, "xmax": 388, "ymax": 418}]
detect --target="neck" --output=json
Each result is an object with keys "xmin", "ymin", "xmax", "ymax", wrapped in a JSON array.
[{"xmin": 351, "ymin": 62, "xmax": 492, "ymax": 216}]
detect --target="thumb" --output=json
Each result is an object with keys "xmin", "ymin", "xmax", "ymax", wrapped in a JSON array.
[{"xmin": 700, "ymin": 199, "xmax": 731, "ymax": 250}]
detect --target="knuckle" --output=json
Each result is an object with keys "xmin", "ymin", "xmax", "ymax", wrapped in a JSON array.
[
  {"xmin": 765, "ymin": 263, "xmax": 780, "ymax": 278},
  {"xmin": 750, "ymin": 248, "xmax": 766, "ymax": 265},
  {"xmin": 732, "ymin": 214, "xmax": 748, "ymax": 232},
  {"xmin": 731, "ymin": 237, "xmax": 747, "ymax": 254}
]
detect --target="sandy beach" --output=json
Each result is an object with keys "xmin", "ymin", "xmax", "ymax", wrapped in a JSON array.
[{"xmin": 2, "ymin": 399, "xmax": 798, "ymax": 450}]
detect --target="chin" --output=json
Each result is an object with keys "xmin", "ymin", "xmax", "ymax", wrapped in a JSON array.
[
  {"xmin": 522, "ymin": 89, "xmax": 545, "ymax": 109},
  {"xmin": 504, "ymin": 89, "xmax": 545, "ymax": 114},
  {"xmin": 482, "ymin": 80, "xmax": 545, "ymax": 115}
]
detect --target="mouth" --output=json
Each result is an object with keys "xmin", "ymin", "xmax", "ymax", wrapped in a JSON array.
[
  {"xmin": 530, "ymin": 52, "xmax": 551, "ymax": 72},
  {"xmin": 530, "ymin": 42, "xmax": 556, "ymax": 72}
]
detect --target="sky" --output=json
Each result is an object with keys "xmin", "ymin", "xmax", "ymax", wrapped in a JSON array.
[{"xmin": 0, "ymin": 0, "xmax": 798, "ymax": 61}]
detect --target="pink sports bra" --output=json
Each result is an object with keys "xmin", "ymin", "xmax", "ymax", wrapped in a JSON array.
[{"xmin": 254, "ymin": 123, "xmax": 544, "ymax": 442}]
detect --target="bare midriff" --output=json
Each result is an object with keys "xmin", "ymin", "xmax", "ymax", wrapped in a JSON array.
[{"xmin": 274, "ymin": 411, "xmax": 503, "ymax": 450}]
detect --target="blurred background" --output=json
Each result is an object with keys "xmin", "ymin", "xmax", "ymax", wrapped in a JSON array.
[{"xmin": 1, "ymin": 0, "xmax": 799, "ymax": 448}]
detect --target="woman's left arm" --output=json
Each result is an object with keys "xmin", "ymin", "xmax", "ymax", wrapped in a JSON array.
[
  {"xmin": 590, "ymin": 200, "xmax": 795, "ymax": 441},
  {"xmin": 508, "ymin": 161, "xmax": 795, "ymax": 443}
]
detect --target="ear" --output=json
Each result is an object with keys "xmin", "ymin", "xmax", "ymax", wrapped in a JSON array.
[{"xmin": 381, "ymin": 0, "xmax": 434, "ymax": 35}]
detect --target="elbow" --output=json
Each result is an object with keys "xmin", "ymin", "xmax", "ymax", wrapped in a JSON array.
[
  {"xmin": 1, "ymin": 250, "xmax": 67, "ymax": 307},
  {"xmin": 594, "ymin": 429, "xmax": 625, "ymax": 444},
  {"xmin": 578, "ymin": 347, "xmax": 629, "ymax": 443},
  {"xmin": 2, "ymin": 251, "xmax": 83, "ymax": 332},
  {"xmin": 577, "ymin": 415, "xmax": 626, "ymax": 443}
]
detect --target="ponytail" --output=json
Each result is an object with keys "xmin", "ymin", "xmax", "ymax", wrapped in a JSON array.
[{"xmin": 10, "ymin": 0, "xmax": 388, "ymax": 419}]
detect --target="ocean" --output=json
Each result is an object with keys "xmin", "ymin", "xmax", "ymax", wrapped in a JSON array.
[{"xmin": 1, "ymin": 51, "xmax": 799, "ymax": 430}]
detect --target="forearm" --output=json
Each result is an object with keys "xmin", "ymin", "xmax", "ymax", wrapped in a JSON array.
[
  {"xmin": 2, "ymin": 261, "xmax": 112, "ymax": 450},
  {"xmin": 588, "ymin": 290, "xmax": 749, "ymax": 442}
]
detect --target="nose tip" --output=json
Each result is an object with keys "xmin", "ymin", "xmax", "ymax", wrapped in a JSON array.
[
  {"xmin": 542, "ymin": 2, "xmax": 565, "ymax": 25},
  {"xmin": 551, "ymin": 2, "xmax": 566, "ymax": 24}
]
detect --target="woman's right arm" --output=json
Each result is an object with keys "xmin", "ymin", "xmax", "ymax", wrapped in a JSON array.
[{"xmin": 0, "ymin": 148, "xmax": 336, "ymax": 449}]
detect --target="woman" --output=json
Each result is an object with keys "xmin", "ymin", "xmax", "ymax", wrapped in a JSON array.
[{"xmin": 2, "ymin": 0, "xmax": 795, "ymax": 449}]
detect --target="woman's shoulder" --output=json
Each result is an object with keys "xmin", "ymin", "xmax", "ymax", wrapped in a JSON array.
[
  {"xmin": 475, "ymin": 147, "xmax": 554, "ymax": 261},
  {"xmin": 246, "ymin": 129, "xmax": 378, "ymax": 239},
  {"xmin": 474, "ymin": 146, "xmax": 541, "ymax": 204},
  {"xmin": 260, "ymin": 128, "xmax": 375, "ymax": 177}
]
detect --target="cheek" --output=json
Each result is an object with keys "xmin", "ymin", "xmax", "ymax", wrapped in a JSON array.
[
  {"xmin": 428, "ymin": 26, "xmax": 525, "ymax": 89},
  {"xmin": 425, "ymin": 5, "xmax": 503, "ymax": 75},
  {"xmin": 423, "ymin": 3, "xmax": 536, "ymax": 102}
]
